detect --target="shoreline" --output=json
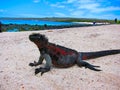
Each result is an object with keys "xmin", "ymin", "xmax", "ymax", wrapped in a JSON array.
[{"xmin": 2, "ymin": 23, "xmax": 110, "ymax": 32}]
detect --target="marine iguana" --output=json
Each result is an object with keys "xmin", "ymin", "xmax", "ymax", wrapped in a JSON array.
[{"xmin": 29, "ymin": 33, "xmax": 120, "ymax": 75}]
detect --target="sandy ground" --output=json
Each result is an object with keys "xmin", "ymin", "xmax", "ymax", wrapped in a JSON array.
[{"xmin": 0, "ymin": 24, "xmax": 120, "ymax": 90}]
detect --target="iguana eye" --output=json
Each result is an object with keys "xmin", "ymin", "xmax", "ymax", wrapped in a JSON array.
[{"xmin": 38, "ymin": 36, "xmax": 41, "ymax": 39}]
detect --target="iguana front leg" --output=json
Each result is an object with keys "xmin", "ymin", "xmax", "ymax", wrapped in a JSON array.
[
  {"xmin": 35, "ymin": 54, "xmax": 52, "ymax": 75},
  {"xmin": 29, "ymin": 55, "xmax": 44, "ymax": 66}
]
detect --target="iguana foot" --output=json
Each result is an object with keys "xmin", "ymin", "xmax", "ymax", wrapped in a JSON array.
[
  {"xmin": 84, "ymin": 63, "xmax": 102, "ymax": 71},
  {"xmin": 29, "ymin": 61, "xmax": 39, "ymax": 67},
  {"xmin": 35, "ymin": 67, "xmax": 50, "ymax": 76}
]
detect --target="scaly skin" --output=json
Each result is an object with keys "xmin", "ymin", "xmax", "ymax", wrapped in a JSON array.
[{"xmin": 29, "ymin": 33, "xmax": 120, "ymax": 75}]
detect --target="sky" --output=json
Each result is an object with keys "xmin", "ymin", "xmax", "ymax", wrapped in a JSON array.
[{"xmin": 0, "ymin": 0, "xmax": 120, "ymax": 20}]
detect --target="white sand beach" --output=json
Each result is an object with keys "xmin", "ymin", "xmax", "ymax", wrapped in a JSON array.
[{"xmin": 0, "ymin": 24, "xmax": 120, "ymax": 90}]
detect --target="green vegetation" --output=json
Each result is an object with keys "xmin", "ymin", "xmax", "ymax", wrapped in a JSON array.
[
  {"xmin": 117, "ymin": 21, "xmax": 120, "ymax": 24},
  {"xmin": 2, "ymin": 24, "xmax": 46, "ymax": 32}
]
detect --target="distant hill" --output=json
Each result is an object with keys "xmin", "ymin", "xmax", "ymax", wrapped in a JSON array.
[{"xmin": 0, "ymin": 17, "xmax": 115, "ymax": 23}]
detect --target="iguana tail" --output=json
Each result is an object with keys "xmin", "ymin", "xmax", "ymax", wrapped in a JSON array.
[{"xmin": 80, "ymin": 49, "xmax": 120, "ymax": 60}]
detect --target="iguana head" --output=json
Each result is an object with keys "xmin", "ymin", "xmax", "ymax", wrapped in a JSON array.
[{"xmin": 29, "ymin": 33, "xmax": 48, "ymax": 48}]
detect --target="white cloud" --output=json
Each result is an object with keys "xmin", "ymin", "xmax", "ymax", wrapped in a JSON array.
[
  {"xmin": 0, "ymin": 9, "xmax": 7, "ymax": 12},
  {"xmin": 77, "ymin": 2, "xmax": 120, "ymax": 13},
  {"xmin": 65, "ymin": 0, "xmax": 94, "ymax": 4},
  {"xmin": 66, "ymin": 0, "xmax": 77, "ymax": 3},
  {"xmin": 55, "ymin": 12, "xmax": 67, "ymax": 17},
  {"xmin": 50, "ymin": 3, "xmax": 65, "ymax": 8},
  {"xmin": 33, "ymin": 0, "xmax": 40, "ymax": 3},
  {"xmin": 93, "ymin": 6, "xmax": 120, "ymax": 13},
  {"xmin": 49, "ymin": 0, "xmax": 120, "ymax": 19},
  {"xmin": 65, "ymin": 0, "xmax": 120, "ymax": 13},
  {"xmin": 70, "ymin": 11, "xmax": 85, "ymax": 17},
  {"xmin": 78, "ymin": 3, "xmax": 100, "ymax": 10},
  {"xmin": 19, "ymin": 13, "xmax": 41, "ymax": 17}
]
